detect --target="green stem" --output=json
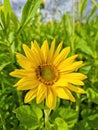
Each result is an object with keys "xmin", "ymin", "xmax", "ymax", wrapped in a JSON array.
[
  {"xmin": 44, "ymin": 109, "xmax": 51, "ymax": 130},
  {"xmin": 76, "ymin": 94, "xmax": 80, "ymax": 121},
  {"xmin": 71, "ymin": 0, "xmax": 75, "ymax": 54},
  {"xmin": 0, "ymin": 111, "xmax": 7, "ymax": 130},
  {"xmin": 92, "ymin": 0, "xmax": 98, "ymax": 8},
  {"xmin": 17, "ymin": 91, "xmax": 23, "ymax": 106}
]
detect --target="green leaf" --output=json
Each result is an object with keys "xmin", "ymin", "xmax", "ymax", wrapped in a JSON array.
[
  {"xmin": 14, "ymin": 105, "xmax": 42, "ymax": 129},
  {"xmin": 31, "ymin": 105, "xmax": 43, "ymax": 120},
  {"xmin": 73, "ymin": 120, "xmax": 89, "ymax": 130},
  {"xmin": 92, "ymin": 0, "xmax": 98, "ymax": 8},
  {"xmin": 80, "ymin": 0, "xmax": 88, "ymax": 17},
  {"xmin": 4, "ymin": 0, "xmax": 12, "ymax": 14},
  {"xmin": 63, "ymin": 15, "xmax": 72, "ymax": 35},
  {"xmin": 76, "ymin": 38, "xmax": 94, "ymax": 57},
  {"xmin": 81, "ymin": 109, "xmax": 98, "ymax": 129},
  {"xmin": 87, "ymin": 88, "xmax": 98, "ymax": 104},
  {"xmin": 0, "ymin": 62, "xmax": 11, "ymax": 71},
  {"xmin": 81, "ymin": 108, "xmax": 92, "ymax": 119},
  {"xmin": 11, "ymin": 125, "xmax": 27, "ymax": 130},
  {"xmin": 58, "ymin": 107, "xmax": 78, "ymax": 128},
  {"xmin": 10, "ymin": 11, "xmax": 19, "ymax": 28},
  {"xmin": 79, "ymin": 65, "xmax": 91, "ymax": 74},
  {"xmin": 78, "ymin": 0, "xmax": 82, "ymax": 15},
  {"xmin": 88, "ymin": 115, "xmax": 98, "ymax": 129},
  {"xmin": 0, "ymin": 10, "xmax": 6, "ymax": 29},
  {"xmin": 18, "ymin": 0, "xmax": 41, "ymax": 33},
  {"xmin": 43, "ymin": 122, "xmax": 57, "ymax": 130},
  {"xmin": 55, "ymin": 117, "xmax": 68, "ymax": 130},
  {"xmin": 87, "ymin": 5, "xmax": 97, "ymax": 22}
]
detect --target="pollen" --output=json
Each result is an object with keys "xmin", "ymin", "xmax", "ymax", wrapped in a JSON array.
[{"xmin": 36, "ymin": 64, "xmax": 59, "ymax": 85}]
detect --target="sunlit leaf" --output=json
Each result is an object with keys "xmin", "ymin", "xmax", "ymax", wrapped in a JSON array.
[
  {"xmin": 4, "ymin": 0, "xmax": 12, "ymax": 14},
  {"xmin": 58, "ymin": 107, "xmax": 78, "ymax": 128},
  {"xmin": 55, "ymin": 117, "xmax": 68, "ymax": 130},
  {"xmin": 0, "ymin": 62, "xmax": 10, "ymax": 71},
  {"xmin": 14, "ymin": 105, "xmax": 42, "ymax": 129},
  {"xmin": 87, "ymin": 5, "xmax": 97, "ymax": 21},
  {"xmin": 80, "ymin": 0, "xmax": 88, "ymax": 17},
  {"xmin": 18, "ymin": 0, "xmax": 41, "ymax": 33},
  {"xmin": 87, "ymin": 88, "xmax": 98, "ymax": 104},
  {"xmin": 76, "ymin": 38, "xmax": 94, "ymax": 57}
]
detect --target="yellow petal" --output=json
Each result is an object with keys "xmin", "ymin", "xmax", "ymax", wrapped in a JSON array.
[
  {"xmin": 24, "ymin": 88, "xmax": 37, "ymax": 103},
  {"xmin": 23, "ymin": 44, "xmax": 34, "ymax": 60},
  {"xmin": 36, "ymin": 84, "xmax": 47, "ymax": 104},
  {"xmin": 34, "ymin": 40, "xmax": 44, "ymax": 63},
  {"xmin": 59, "ymin": 61, "xmax": 83, "ymax": 73},
  {"xmin": 63, "ymin": 73, "xmax": 87, "ymax": 80},
  {"xmin": 67, "ymin": 84, "xmax": 86, "ymax": 93},
  {"xmin": 14, "ymin": 78, "xmax": 39, "ymax": 90},
  {"xmin": 41, "ymin": 40, "xmax": 49, "ymax": 63},
  {"xmin": 46, "ymin": 86, "xmax": 56, "ymax": 109},
  {"xmin": 9, "ymin": 69, "xmax": 35, "ymax": 78},
  {"xmin": 31, "ymin": 47, "xmax": 42, "ymax": 65},
  {"xmin": 68, "ymin": 79, "xmax": 84, "ymax": 85},
  {"xmin": 53, "ymin": 47, "xmax": 70, "ymax": 66},
  {"xmin": 31, "ymin": 41, "xmax": 42, "ymax": 64},
  {"xmin": 31, "ymin": 41, "xmax": 34, "ymax": 49},
  {"xmin": 60, "ymin": 73, "xmax": 87, "ymax": 86},
  {"xmin": 55, "ymin": 86, "xmax": 69, "ymax": 99},
  {"xmin": 53, "ymin": 41, "xmax": 63, "ymax": 59},
  {"xmin": 63, "ymin": 88, "xmax": 75, "ymax": 102},
  {"xmin": 16, "ymin": 53, "xmax": 32, "ymax": 69},
  {"xmin": 58, "ymin": 54, "xmax": 78, "ymax": 70},
  {"xmin": 23, "ymin": 44, "xmax": 39, "ymax": 66},
  {"xmin": 48, "ymin": 39, "xmax": 55, "ymax": 62},
  {"xmin": 54, "ymin": 78, "xmax": 68, "ymax": 87},
  {"xmin": 60, "ymin": 76, "xmax": 85, "ymax": 86}
]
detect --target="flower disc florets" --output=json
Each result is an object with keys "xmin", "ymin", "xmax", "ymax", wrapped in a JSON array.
[{"xmin": 36, "ymin": 64, "xmax": 59, "ymax": 85}]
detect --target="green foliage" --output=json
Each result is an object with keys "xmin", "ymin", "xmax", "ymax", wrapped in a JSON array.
[
  {"xmin": 4, "ymin": 0, "xmax": 12, "ymax": 14},
  {"xmin": 0, "ymin": 0, "xmax": 98, "ymax": 129},
  {"xmin": 14, "ymin": 105, "xmax": 43, "ymax": 129},
  {"xmin": 19, "ymin": 0, "xmax": 41, "ymax": 34},
  {"xmin": 54, "ymin": 117, "xmax": 68, "ymax": 130},
  {"xmin": 79, "ymin": 0, "xmax": 88, "ymax": 17}
]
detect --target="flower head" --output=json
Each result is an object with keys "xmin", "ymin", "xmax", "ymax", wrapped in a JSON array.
[
  {"xmin": 41, "ymin": 0, "xmax": 45, "ymax": 5},
  {"xmin": 0, "ymin": 6, "xmax": 4, "ymax": 11},
  {"xmin": 10, "ymin": 39, "xmax": 87, "ymax": 108}
]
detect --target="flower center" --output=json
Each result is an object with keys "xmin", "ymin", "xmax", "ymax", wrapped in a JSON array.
[{"xmin": 36, "ymin": 64, "xmax": 59, "ymax": 85}]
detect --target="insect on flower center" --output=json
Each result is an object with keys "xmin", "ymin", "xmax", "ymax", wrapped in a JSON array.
[{"xmin": 36, "ymin": 64, "xmax": 59, "ymax": 85}]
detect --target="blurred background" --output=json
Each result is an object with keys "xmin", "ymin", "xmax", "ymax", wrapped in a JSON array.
[{"xmin": 1, "ymin": 0, "xmax": 98, "ymax": 21}]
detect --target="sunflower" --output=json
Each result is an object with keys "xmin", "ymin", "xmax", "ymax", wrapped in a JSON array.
[{"xmin": 10, "ymin": 39, "xmax": 87, "ymax": 108}]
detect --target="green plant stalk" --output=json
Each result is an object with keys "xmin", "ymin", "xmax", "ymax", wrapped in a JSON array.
[
  {"xmin": 44, "ymin": 109, "xmax": 51, "ymax": 130},
  {"xmin": 0, "ymin": 76, "xmax": 4, "ymax": 91},
  {"xmin": 92, "ymin": 0, "xmax": 98, "ymax": 8},
  {"xmin": 75, "ymin": 94, "xmax": 80, "ymax": 121},
  {"xmin": 71, "ymin": 0, "xmax": 75, "ymax": 54},
  {"xmin": 17, "ymin": 91, "xmax": 23, "ymax": 106},
  {"xmin": 0, "ymin": 111, "xmax": 7, "ymax": 130},
  {"xmin": 71, "ymin": 24, "xmax": 75, "ymax": 54}
]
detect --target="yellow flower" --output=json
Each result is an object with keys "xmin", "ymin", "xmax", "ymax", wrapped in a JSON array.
[
  {"xmin": 10, "ymin": 39, "xmax": 87, "ymax": 108},
  {"xmin": 41, "ymin": 0, "xmax": 45, "ymax": 5},
  {"xmin": 0, "ymin": 6, "xmax": 4, "ymax": 11}
]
